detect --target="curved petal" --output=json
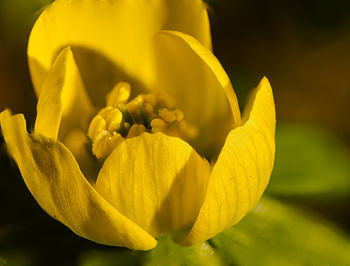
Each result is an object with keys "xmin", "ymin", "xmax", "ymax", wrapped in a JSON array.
[
  {"xmin": 62, "ymin": 129, "xmax": 100, "ymax": 184},
  {"xmin": 95, "ymin": 132, "xmax": 211, "ymax": 239},
  {"xmin": 35, "ymin": 46, "xmax": 94, "ymax": 139},
  {"xmin": 0, "ymin": 110, "xmax": 156, "ymax": 250},
  {"xmin": 28, "ymin": 0, "xmax": 211, "ymax": 106},
  {"xmin": 180, "ymin": 77, "xmax": 276, "ymax": 245},
  {"xmin": 154, "ymin": 31, "xmax": 241, "ymax": 157}
]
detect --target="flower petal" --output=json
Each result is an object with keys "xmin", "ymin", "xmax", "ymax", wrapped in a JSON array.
[
  {"xmin": 34, "ymin": 46, "xmax": 94, "ymax": 140},
  {"xmin": 179, "ymin": 77, "xmax": 276, "ymax": 245},
  {"xmin": 154, "ymin": 30, "xmax": 241, "ymax": 157},
  {"xmin": 62, "ymin": 128, "xmax": 100, "ymax": 184},
  {"xmin": 28, "ymin": 0, "xmax": 211, "ymax": 106},
  {"xmin": 0, "ymin": 110, "xmax": 156, "ymax": 250},
  {"xmin": 95, "ymin": 132, "xmax": 211, "ymax": 239}
]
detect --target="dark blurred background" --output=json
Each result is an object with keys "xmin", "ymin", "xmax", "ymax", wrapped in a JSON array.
[
  {"xmin": 1, "ymin": 0, "xmax": 350, "ymax": 265},
  {"xmin": 210, "ymin": 0, "xmax": 350, "ymax": 138}
]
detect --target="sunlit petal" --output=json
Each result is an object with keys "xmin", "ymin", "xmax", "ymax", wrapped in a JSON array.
[
  {"xmin": 155, "ymin": 30, "xmax": 241, "ymax": 157},
  {"xmin": 180, "ymin": 77, "xmax": 275, "ymax": 245},
  {"xmin": 28, "ymin": 0, "xmax": 211, "ymax": 107},
  {"xmin": 34, "ymin": 46, "xmax": 94, "ymax": 139},
  {"xmin": 95, "ymin": 132, "xmax": 211, "ymax": 238},
  {"xmin": 0, "ymin": 110, "xmax": 157, "ymax": 250}
]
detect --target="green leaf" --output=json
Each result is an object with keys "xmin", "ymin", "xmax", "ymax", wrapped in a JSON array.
[
  {"xmin": 143, "ymin": 236, "xmax": 221, "ymax": 266},
  {"xmin": 0, "ymin": 250, "xmax": 37, "ymax": 266},
  {"xmin": 78, "ymin": 248, "xmax": 142, "ymax": 266},
  {"xmin": 211, "ymin": 197, "xmax": 350, "ymax": 266},
  {"xmin": 78, "ymin": 236, "xmax": 222, "ymax": 266},
  {"xmin": 267, "ymin": 123, "xmax": 350, "ymax": 199}
]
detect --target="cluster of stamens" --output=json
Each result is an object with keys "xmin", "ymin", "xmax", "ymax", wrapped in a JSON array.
[{"xmin": 88, "ymin": 82, "xmax": 198, "ymax": 159}]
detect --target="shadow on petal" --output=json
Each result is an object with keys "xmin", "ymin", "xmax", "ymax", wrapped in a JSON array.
[
  {"xmin": 71, "ymin": 46, "xmax": 149, "ymax": 107},
  {"xmin": 151, "ymin": 149, "xmax": 211, "ymax": 239}
]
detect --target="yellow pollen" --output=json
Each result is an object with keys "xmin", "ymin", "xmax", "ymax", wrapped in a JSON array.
[
  {"xmin": 105, "ymin": 109, "xmax": 123, "ymax": 131},
  {"xmin": 88, "ymin": 115, "xmax": 106, "ymax": 141},
  {"xmin": 158, "ymin": 108, "xmax": 177, "ymax": 122},
  {"xmin": 92, "ymin": 131, "xmax": 123, "ymax": 159},
  {"xmin": 87, "ymin": 82, "xmax": 198, "ymax": 159},
  {"xmin": 174, "ymin": 109, "xmax": 184, "ymax": 121},
  {"xmin": 151, "ymin": 118, "xmax": 168, "ymax": 133},
  {"xmin": 98, "ymin": 106, "xmax": 113, "ymax": 117},
  {"xmin": 179, "ymin": 120, "xmax": 198, "ymax": 139},
  {"xmin": 127, "ymin": 124, "xmax": 146, "ymax": 138},
  {"xmin": 106, "ymin": 82, "xmax": 131, "ymax": 107}
]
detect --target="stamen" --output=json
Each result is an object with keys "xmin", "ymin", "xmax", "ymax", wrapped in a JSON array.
[
  {"xmin": 158, "ymin": 108, "xmax": 177, "ymax": 122},
  {"xmin": 138, "ymin": 104, "xmax": 149, "ymax": 127},
  {"xmin": 88, "ymin": 115, "xmax": 106, "ymax": 141},
  {"xmin": 127, "ymin": 124, "xmax": 146, "ymax": 138},
  {"xmin": 104, "ymin": 109, "xmax": 123, "ymax": 131},
  {"xmin": 116, "ymin": 123, "xmax": 128, "ymax": 137},
  {"xmin": 92, "ymin": 131, "xmax": 123, "ymax": 159},
  {"xmin": 124, "ymin": 122, "xmax": 131, "ymax": 132},
  {"xmin": 118, "ymin": 103, "xmax": 133, "ymax": 124},
  {"xmin": 174, "ymin": 109, "xmax": 184, "ymax": 121},
  {"xmin": 88, "ymin": 82, "xmax": 198, "ymax": 159},
  {"xmin": 179, "ymin": 120, "xmax": 198, "ymax": 139},
  {"xmin": 106, "ymin": 82, "xmax": 131, "ymax": 107},
  {"xmin": 98, "ymin": 106, "xmax": 113, "ymax": 117},
  {"xmin": 151, "ymin": 118, "xmax": 168, "ymax": 133}
]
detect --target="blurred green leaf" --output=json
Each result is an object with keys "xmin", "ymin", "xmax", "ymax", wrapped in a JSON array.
[
  {"xmin": 79, "ymin": 197, "xmax": 350, "ymax": 266},
  {"xmin": 78, "ymin": 236, "xmax": 221, "ymax": 266},
  {"xmin": 143, "ymin": 236, "xmax": 221, "ymax": 266},
  {"xmin": 0, "ymin": 225, "xmax": 38, "ymax": 266},
  {"xmin": 267, "ymin": 123, "xmax": 350, "ymax": 199},
  {"xmin": 211, "ymin": 196, "xmax": 350, "ymax": 266},
  {"xmin": 78, "ymin": 248, "xmax": 142, "ymax": 266},
  {"xmin": 0, "ymin": 250, "xmax": 37, "ymax": 266}
]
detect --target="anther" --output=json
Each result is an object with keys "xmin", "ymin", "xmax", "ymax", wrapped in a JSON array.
[
  {"xmin": 88, "ymin": 82, "xmax": 198, "ymax": 160},
  {"xmin": 104, "ymin": 109, "xmax": 123, "ymax": 131},
  {"xmin": 106, "ymin": 82, "xmax": 131, "ymax": 107},
  {"xmin": 127, "ymin": 124, "xmax": 146, "ymax": 138},
  {"xmin": 151, "ymin": 118, "xmax": 168, "ymax": 133},
  {"xmin": 179, "ymin": 120, "xmax": 198, "ymax": 139},
  {"xmin": 174, "ymin": 109, "xmax": 184, "ymax": 121},
  {"xmin": 92, "ymin": 131, "xmax": 123, "ymax": 159},
  {"xmin": 158, "ymin": 108, "xmax": 177, "ymax": 122},
  {"xmin": 98, "ymin": 106, "xmax": 113, "ymax": 117},
  {"xmin": 88, "ymin": 115, "xmax": 106, "ymax": 141}
]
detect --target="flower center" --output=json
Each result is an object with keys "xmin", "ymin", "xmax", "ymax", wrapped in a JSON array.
[{"xmin": 88, "ymin": 82, "xmax": 198, "ymax": 159}]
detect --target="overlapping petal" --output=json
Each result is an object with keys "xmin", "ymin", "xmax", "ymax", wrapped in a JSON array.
[
  {"xmin": 95, "ymin": 132, "xmax": 211, "ymax": 238},
  {"xmin": 0, "ymin": 110, "xmax": 157, "ymax": 250},
  {"xmin": 180, "ymin": 77, "xmax": 276, "ymax": 245},
  {"xmin": 35, "ymin": 46, "xmax": 94, "ymax": 139},
  {"xmin": 28, "ymin": 0, "xmax": 211, "ymax": 107},
  {"xmin": 0, "ymin": 0, "xmax": 276, "ymax": 250},
  {"xmin": 154, "ymin": 31, "xmax": 241, "ymax": 157}
]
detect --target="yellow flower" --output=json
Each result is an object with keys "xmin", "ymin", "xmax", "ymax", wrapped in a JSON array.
[{"xmin": 0, "ymin": 0, "xmax": 275, "ymax": 250}]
